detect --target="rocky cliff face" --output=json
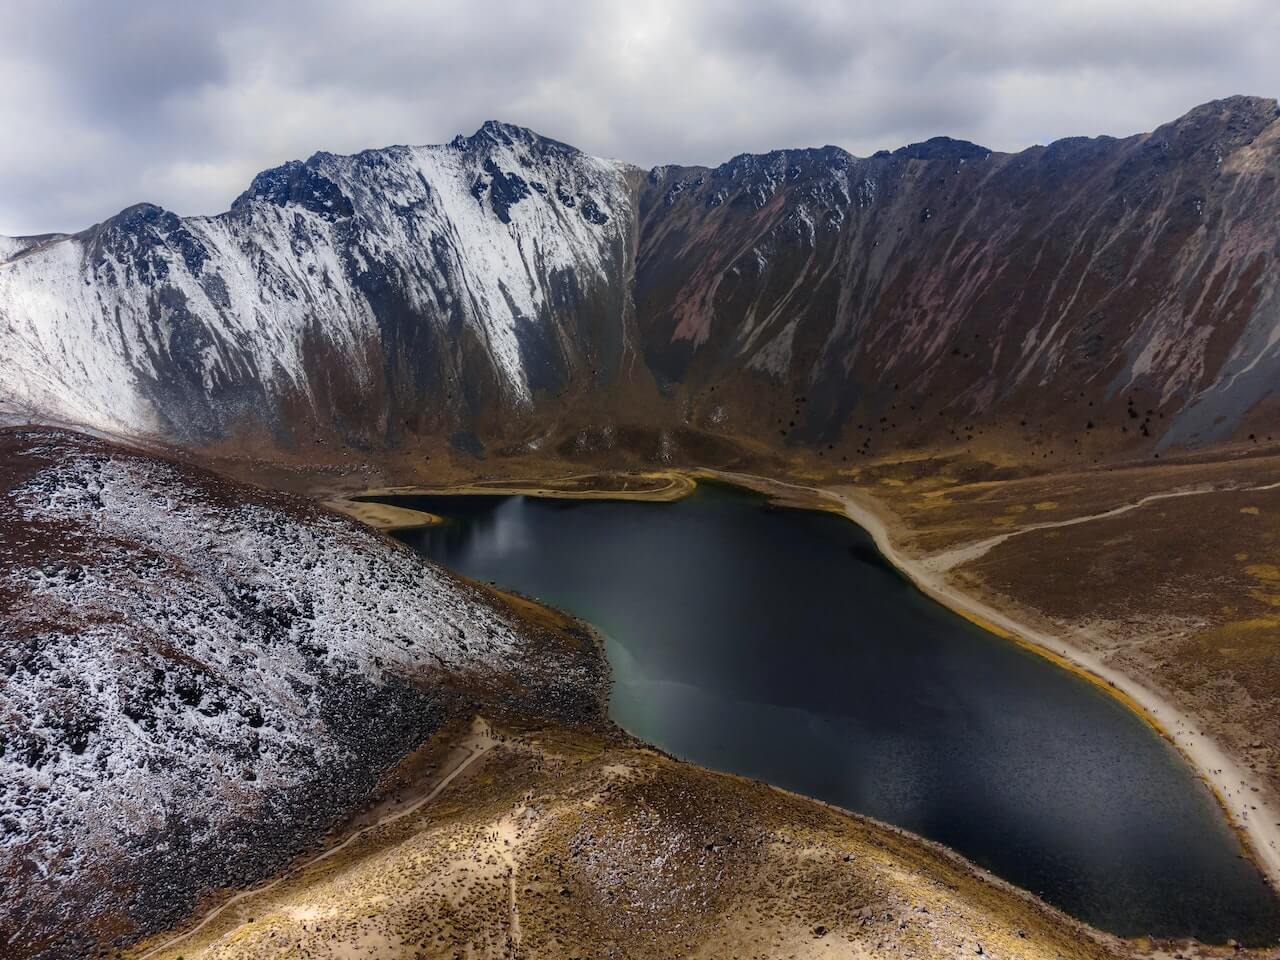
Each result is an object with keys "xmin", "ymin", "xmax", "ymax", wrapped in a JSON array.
[
  {"xmin": 638, "ymin": 96, "xmax": 1280, "ymax": 460},
  {"xmin": 2, "ymin": 97, "xmax": 1278, "ymax": 464}
]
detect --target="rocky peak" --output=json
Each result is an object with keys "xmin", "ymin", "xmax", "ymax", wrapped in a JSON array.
[
  {"xmin": 100, "ymin": 202, "xmax": 179, "ymax": 231},
  {"xmin": 1156, "ymin": 94, "xmax": 1280, "ymax": 154},
  {"xmin": 1174, "ymin": 94, "xmax": 1279, "ymax": 127},
  {"xmin": 893, "ymin": 136, "xmax": 991, "ymax": 162},
  {"xmin": 452, "ymin": 119, "xmax": 580, "ymax": 161},
  {"xmin": 232, "ymin": 159, "xmax": 355, "ymax": 220},
  {"xmin": 79, "ymin": 202, "xmax": 184, "ymax": 255}
]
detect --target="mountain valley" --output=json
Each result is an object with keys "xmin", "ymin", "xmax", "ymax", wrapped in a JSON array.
[{"xmin": 4, "ymin": 96, "xmax": 1280, "ymax": 959}]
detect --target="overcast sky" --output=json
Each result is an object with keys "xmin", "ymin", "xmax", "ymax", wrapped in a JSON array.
[{"xmin": 1, "ymin": 0, "xmax": 1276, "ymax": 235}]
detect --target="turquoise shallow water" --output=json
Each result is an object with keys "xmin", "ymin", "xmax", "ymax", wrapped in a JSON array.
[{"xmin": 388, "ymin": 482, "xmax": 1280, "ymax": 944}]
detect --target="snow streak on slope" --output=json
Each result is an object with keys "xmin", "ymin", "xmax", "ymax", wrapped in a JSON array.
[
  {"xmin": 0, "ymin": 236, "xmax": 34, "ymax": 261},
  {"xmin": 0, "ymin": 123, "xmax": 633, "ymax": 440},
  {"xmin": 314, "ymin": 122, "xmax": 633, "ymax": 400}
]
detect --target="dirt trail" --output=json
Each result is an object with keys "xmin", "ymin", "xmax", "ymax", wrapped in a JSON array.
[
  {"xmin": 927, "ymin": 479, "xmax": 1280, "ymax": 572},
  {"xmin": 701, "ymin": 468, "xmax": 1280, "ymax": 896},
  {"xmin": 498, "ymin": 811, "xmax": 524, "ymax": 951},
  {"xmin": 133, "ymin": 718, "xmax": 498, "ymax": 960}
]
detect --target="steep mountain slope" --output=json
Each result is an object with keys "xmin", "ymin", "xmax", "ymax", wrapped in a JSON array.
[
  {"xmin": 1, "ymin": 97, "xmax": 1278, "ymax": 465},
  {"xmin": 0, "ymin": 427, "xmax": 606, "ymax": 959},
  {"xmin": 0, "ymin": 124, "xmax": 636, "ymax": 447},
  {"xmin": 639, "ymin": 96, "xmax": 1280, "ymax": 458}
]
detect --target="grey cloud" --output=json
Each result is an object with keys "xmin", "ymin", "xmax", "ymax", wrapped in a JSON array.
[
  {"xmin": 10, "ymin": 4, "xmax": 232, "ymax": 132},
  {"xmin": 0, "ymin": 0, "xmax": 1275, "ymax": 235}
]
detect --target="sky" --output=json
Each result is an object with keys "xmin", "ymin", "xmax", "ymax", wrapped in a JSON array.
[{"xmin": 1, "ymin": 0, "xmax": 1276, "ymax": 236}]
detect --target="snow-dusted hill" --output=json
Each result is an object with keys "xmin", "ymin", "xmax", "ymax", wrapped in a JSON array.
[
  {"xmin": 0, "ymin": 427, "xmax": 606, "ymax": 958},
  {"xmin": 0, "ymin": 123, "xmax": 635, "ymax": 444},
  {"xmin": 0, "ymin": 236, "xmax": 44, "ymax": 261}
]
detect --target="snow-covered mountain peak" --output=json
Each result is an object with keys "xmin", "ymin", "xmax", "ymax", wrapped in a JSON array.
[
  {"xmin": 0, "ymin": 122, "xmax": 637, "ymax": 443},
  {"xmin": 5, "ymin": 99, "xmax": 1280, "ymax": 458},
  {"xmin": 455, "ymin": 119, "xmax": 581, "ymax": 156},
  {"xmin": 232, "ymin": 160, "xmax": 354, "ymax": 220}
]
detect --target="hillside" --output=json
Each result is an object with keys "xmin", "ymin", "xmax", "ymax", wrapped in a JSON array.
[
  {"xmin": 129, "ymin": 722, "xmax": 1133, "ymax": 960},
  {"xmin": 0, "ymin": 427, "xmax": 606, "ymax": 958}
]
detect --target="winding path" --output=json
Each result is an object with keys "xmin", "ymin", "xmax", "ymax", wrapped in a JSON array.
[
  {"xmin": 134, "ymin": 719, "xmax": 497, "ymax": 960},
  {"xmin": 926, "ymin": 478, "xmax": 1280, "ymax": 572}
]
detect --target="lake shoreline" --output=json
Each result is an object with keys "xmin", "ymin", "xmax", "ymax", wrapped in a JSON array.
[
  {"xmin": 693, "ymin": 468, "xmax": 1280, "ymax": 902},
  {"xmin": 322, "ymin": 497, "xmax": 443, "ymax": 531},
  {"xmin": 347, "ymin": 470, "xmax": 695, "ymax": 505},
  {"xmin": 348, "ymin": 465, "xmax": 1280, "ymax": 898}
]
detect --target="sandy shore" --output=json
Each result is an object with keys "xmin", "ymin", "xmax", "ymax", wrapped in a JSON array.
[
  {"xmin": 698, "ymin": 468, "xmax": 1280, "ymax": 897},
  {"xmin": 323, "ymin": 497, "xmax": 442, "ymax": 531},
  {"xmin": 352, "ymin": 470, "xmax": 696, "ymax": 504},
  {"xmin": 319, "ymin": 464, "xmax": 1280, "ymax": 901}
]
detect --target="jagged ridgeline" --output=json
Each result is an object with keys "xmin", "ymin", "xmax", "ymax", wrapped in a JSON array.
[{"xmin": 2, "ymin": 97, "xmax": 1278, "ymax": 460}]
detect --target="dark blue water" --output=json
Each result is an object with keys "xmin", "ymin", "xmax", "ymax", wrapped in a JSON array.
[{"xmin": 388, "ymin": 483, "xmax": 1280, "ymax": 943}]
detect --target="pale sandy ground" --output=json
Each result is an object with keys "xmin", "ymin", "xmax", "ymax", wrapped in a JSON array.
[
  {"xmin": 322, "ymin": 497, "xmax": 442, "ymax": 531},
  {"xmin": 129, "ymin": 718, "xmax": 1135, "ymax": 960},
  {"xmin": 700, "ymin": 468, "xmax": 1280, "ymax": 896},
  {"xmin": 351, "ymin": 470, "xmax": 696, "ymax": 503}
]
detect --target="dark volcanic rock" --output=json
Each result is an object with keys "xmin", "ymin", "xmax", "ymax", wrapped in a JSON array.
[{"xmin": 234, "ymin": 158, "xmax": 356, "ymax": 220}]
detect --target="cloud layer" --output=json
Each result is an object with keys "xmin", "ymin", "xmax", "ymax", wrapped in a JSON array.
[{"xmin": 2, "ymin": 0, "xmax": 1276, "ymax": 235}]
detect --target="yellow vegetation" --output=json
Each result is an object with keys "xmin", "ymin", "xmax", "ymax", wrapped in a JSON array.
[{"xmin": 1245, "ymin": 564, "xmax": 1280, "ymax": 582}]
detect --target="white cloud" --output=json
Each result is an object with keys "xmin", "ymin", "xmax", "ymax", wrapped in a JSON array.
[{"xmin": 0, "ymin": 0, "xmax": 1275, "ymax": 235}]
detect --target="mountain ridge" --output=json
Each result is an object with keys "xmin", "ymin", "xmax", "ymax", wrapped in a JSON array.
[
  {"xmin": 10, "ymin": 95, "xmax": 1277, "ymax": 244},
  {"xmin": 2, "ymin": 95, "xmax": 1278, "ymax": 465}
]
